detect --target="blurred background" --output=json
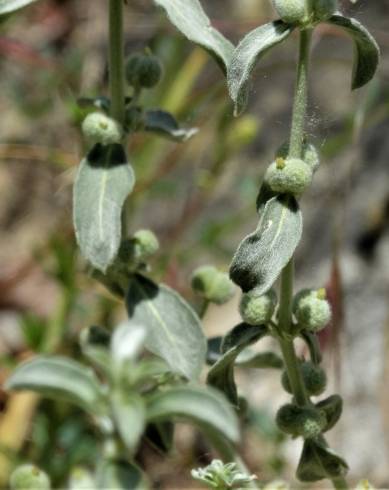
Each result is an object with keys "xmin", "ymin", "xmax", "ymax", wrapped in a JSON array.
[{"xmin": 0, "ymin": 0, "xmax": 388, "ymax": 488}]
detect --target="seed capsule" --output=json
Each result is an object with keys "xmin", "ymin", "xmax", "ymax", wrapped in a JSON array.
[
  {"xmin": 293, "ymin": 288, "xmax": 332, "ymax": 332},
  {"xmin": 10, "ymin": 464, "xmax": 50, "ymax": 490},
  {"xmin": 282, "ymin": 361, "xmax": 327, "ymax": 396},
  {"xmin": 265, "ymin": 158, "xmax": 313, "ymax": 195},
  {"xmin": 125, "ymin": 52, "xmax": 163, "ymax": 89},
  {"xmin": 191, "ymin": 265, "xmax": 235, "ymax": 305},
  {"xmin": 239, "ymin": 289, "xmax": 277, "ymax": 325},
  {"xmin": 275, "ymin": 141, "xmax": 320, "ymax": 173},
  {"xmin": 82, "ymin": 112, "xmax": 122, "ymax": 146},
  {"xmin": 272, "ymin": 0, "xmax": 307, "ymax": 24},
  {"xmin": 276, "ymin": 403, "xmax": 326, "ymax": 439}
]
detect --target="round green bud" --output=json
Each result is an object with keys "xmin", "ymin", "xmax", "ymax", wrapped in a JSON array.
[
  {"xmin": 125, "ymin": 106, "xmax": 143, "ymax": 132},
  {"xmin": 239, "ymin": 289, "xmax": 277, "ymax": 325},
  {"xmin": 276, "ymin": 141, "xmax": 320, "ymax": 173},
  {"xmin": 117, "ymin": 229, "xmax": 159, "ymax": 269},
  {"xmin": 312, "ymin": 0, "xmax": 337, "ymax": 22},
  {"xmin": 272, "ymin": 0, "xmax": 307, "ymax": 24},
  {"xmin": 293, "ymin": 288, "xmax": 332, "ymax": 332},
  {"xmin": 191, "ymin": 265, "xmax": 235, "ymax": 305},
  {"xmin": 82, "ymin": 112, "xmax": 122, "ymax": 146},
  {"xmin": 301, "ymin": 361, "xmax": 327, "ymax": 395},
  {"xmin": 265, "ymin": 158, "xmax": 313, "ymax": 195},
  {"xmin": 10, "ymin": 464, "xmax": 50, "ymax": 490},
  {"xmin": 276, "ymin": 403, "xmax": 326, "ymax": 439},
  {"xmin": 281, "ymin": 361, "xmax": 327, "ymax": 396},
  {"xmin": 125, "ymin": 52, "xmax": 163, "ymax": 89}
]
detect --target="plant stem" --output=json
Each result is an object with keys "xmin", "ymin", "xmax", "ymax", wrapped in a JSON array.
[
  {"xmin": 109, "ymin": 0, "xmax": 129, "ymax": 236},
  {"xmin": 276, "ymin": 28, "xmax": 349, "ymax": 490},
  {"xmin": 109, "ymin": 0, "xmax": 125, "ymax": 126},
  {"xmin": 289, "ymin": 29, "xmax": 312, "ymax": 159}
]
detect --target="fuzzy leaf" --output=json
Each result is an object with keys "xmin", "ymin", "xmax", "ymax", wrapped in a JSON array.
[
  {"xmin": 79, "ymin": 325, "xmax": 112, "ymax": 376},
  {"xmin": 146, "ymin": 385, "xmax": 239, "ymax": 443},
  {"xmin": 297, "ymin": 440, "xmax": 348, "ymax": 482},
  {"xmin": 206, "ymin": 337, "xmax": 223, "ymax": 365},
  {"xmin": 73, "ymin": 144, "xmax": 135, "ymax": 272},
  {"xmin": 316, "ymin": 395, "xmax": 343, "ymax": 433},
  {"xmin": 153, "ymin": 0, "xmax": 234, "ymax": 72},
  {"xmin": 327, "ymin": 14, "xmax": 380, "ymax": 90},
  {"xmin": 110, "ymin": 322, "xmax": 147, "ymax": 365},
  {"xmin": 228, "ymin": 21, "xmax": 294, "ymax": 115},
  {"xmin": 5, "ymin": 356, "xmax": 106, "ymax": 415},
  {"xmin": 144, "ymin": 110, "xmax": 198, "ymax": 142},
  {"xmin": 97, "ymin": 460, "xmax": 148, "ymax": 490},
  {"xmin": 126, "ymin": 274, "xmax": 206, "ymax": 380},
  {"xmin": 111, "ymin": 391, "xmax": 146, "ymax": 453},
  {"xmin": 0, "ymin": 0, "xmax": 39, "ymax": 14},
  {"xmin": 230, "ymin": 195, "xmax": 303, "ymax": 294},
  {"xmin": 300, "ymin": 331, "xmax": 322, "ymax": 365},
  {"xmin": 207, "ymin": 324, "xmax": 267, "ymax": 405}
]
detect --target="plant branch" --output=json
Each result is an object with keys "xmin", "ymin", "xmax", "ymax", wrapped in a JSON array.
[
  {"xmin": 109, "ymin": 0, "xmax": 125, "ymax": 126},
  {"xmin": 276, "ymin": 28, "xmax": 349, "ymax": 490},
  {"xmin": 289, "ymin": 29, "xmax": 312, "ymax": 159}
]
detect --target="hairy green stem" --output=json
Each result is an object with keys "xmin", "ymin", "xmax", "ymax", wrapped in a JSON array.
[
  {"xmin": 277, "ymin": 29, "xmax": 349, "ymax": 490},
  {"xmin": 109, "ymin": 0, "xmax": 125, "ymax": 126},
  {"xmin": 289, "ymin": 29, "xmax": 312, "ymax": 159}
]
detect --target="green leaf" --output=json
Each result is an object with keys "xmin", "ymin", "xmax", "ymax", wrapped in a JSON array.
[
  {"xmin": 80, "ymin": 325, "xmax": 112, "ymax": 375},
  {"xmin": 207, "ymin": 324, "xmax": 267, "ymax": 405},
  {"xmin": 230, "ymin": 195, "xmax": 303, "ymax": 294},
  {"xmin": 316, "ymin": 395, "xmax": 343, "ymax": 433},
  {"xmin": 206, "ymin": 337, "xmax": 223, "ymax": 365},
  {"xmin": 236, "ymin": 350, "xmax": 283, "ymax": 369},
  {"xmin": 111, "ymin": 391, "xmax": 146, "ymax": 453},
  {"xmin": 300, "ymin": 331, "xmax": 322, "ymax": 365},
  {"xmin": 110, "ymin": 322, "xmax": 146, "ymax": 365},
  {"xmin": 228, "ymin": 21, "xmax": 294, "ymax": 116},
  {"xmin": 256, "ymin": 181, "xmax": 278, "ymax": 216},
  {"xmin": 144, "ymin": 110, "xmax": 198, "ymax": 142},
  {"xmin": 153, "ymin": 0, "xmax": 234, "ymax": 72},
  {"xmin": 73, "ymin": 144, "xmax": 135, "ymax": 272},
  {"xmin": 97, "ymin": 460, "xmax": 148, "ymax": 490},
  {"xmin": 5, "ymin": 356, "xmax": 106, "ymax": 415},
  {"xmin": 296, "ymin": 440, "xmax": 349, "ymax": 482},
  {"xmin": 146, "ymin": 385, "xmax": 239, "ymax": 444},
  {"xmin": 327, "ymin": 14, "xmax": 380, "ymax": 90},
  {"xmin": 126, "ymin": 275, "xmax": 206, "ymax": 380},
  {"xmin": 0, "ymin": 0, "xmax": 39, "ymax": 15}
]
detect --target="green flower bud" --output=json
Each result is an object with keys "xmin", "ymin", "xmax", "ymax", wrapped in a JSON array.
[
  {"xmin": 191, "ymin": 265, "xmax": 235, "ymax": 305},
  {"xmin": 293, "ymin": 288, "xmax": 332, "ymax": 332},
  {"xmin": 119, "ymin": 229, "xmax": 159, "ymax": 265},
  {"xmin": 265, "ymin": 158, "xmax": 313, "ymax": 196},
  {"xmin": 239, "ymin": 289, "xmax": 277, "ymax": 325},
  {"xmin": 10, "ymin": 464, "xmax": 50, "ymax": 490},
  {"xmin": 312, "ymin": 0, "xmax": 337, "ymax": 22},
  {"xmin": 276, "ymin": 141, "xmax": 320, "ymax": 173},
  {"xmin": 272, "ymin": 0, "xmax": 307, "ymax": 24},
  {"xmin": 82, "ymin": 112, "xmax": 122, "ymax": 146},
  {"xmin": 276, "ymin": 403, "xmax": 326, "ymax": 439},
  {"xmin": 281, "ymin": 361, "xmax": 327, "ymax": 396},
  {"xmin": 125, "ymin": 52, "xmax": 163, "ymax": 89}
]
